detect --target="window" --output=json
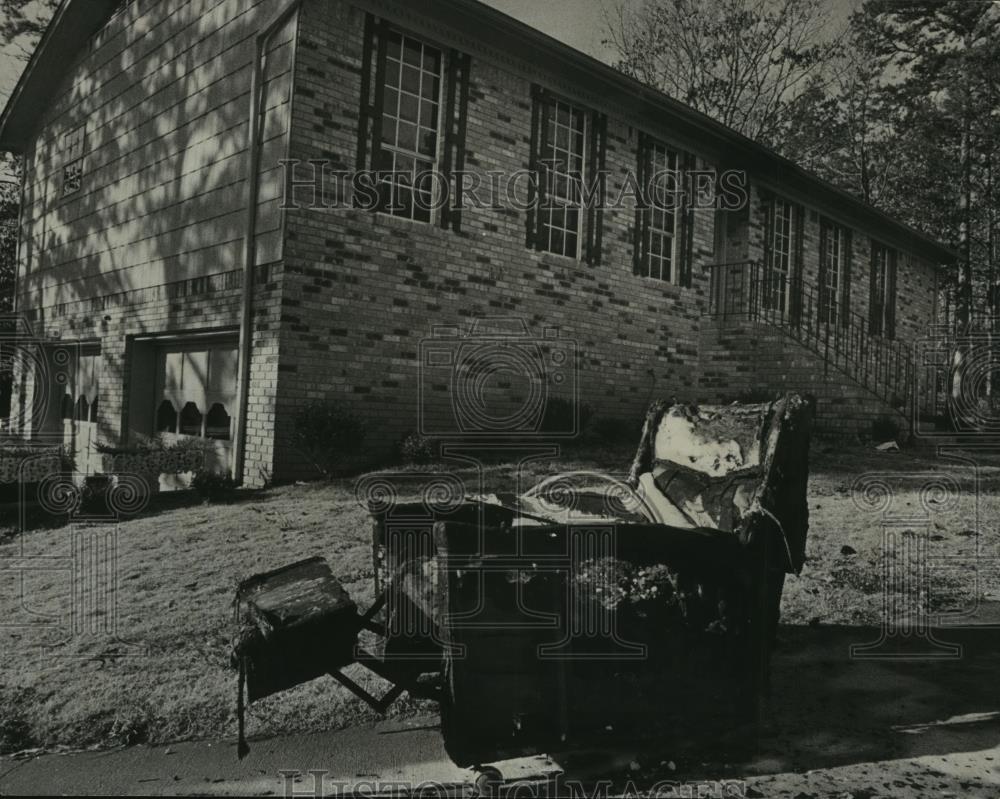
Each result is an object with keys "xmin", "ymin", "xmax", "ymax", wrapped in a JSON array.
[
  {"xmin": 356, "ymin": 19, "xmax": 470, "ymax": 230},
  {"xmin": 374, "ymin": 31, "xmax": 443, "ymax": 222},
  {"xmin": 639, "ymin": 141, "xmax": 680, "ymax": 282},
  {"xmin": 61, "ymin": 349, "xmax": 99, "ymax": 423},
  {"xmin": 62, "ymin": 126, "xmax": 85, "ymax": 197},
  {"xmin": 870, "ymin": 241, "xmax": 897, "ymax": 339},
  {"xmin": 766, "ymin": 198, "xmax": 795, "ymax": 313},
  {"xmin": 537, "ymin": 99, "xmax": 587, "ymax": 258},
  {"xmin": 155, "ymin": 342, "xmax": 237, "ymax": 441},
  {"xmin": 820, "ymin": 220, "xmax": 850, "ymax": 326},
  {"xmin": 526, "ymin": 87, "xmax": 607, "ymax": 263}
]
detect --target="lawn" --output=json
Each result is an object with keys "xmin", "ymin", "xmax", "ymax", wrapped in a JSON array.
[{"xmin": 1, "ymin": 441, "xmax": 998, "ymax": 754}]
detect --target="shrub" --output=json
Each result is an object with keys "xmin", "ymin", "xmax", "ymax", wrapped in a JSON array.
[
  {"xmin": 293, "ymin": 401, "xmax": 368, "ymax": 477},
  {"xmin": 586, "ymin": 415, "xmax": 640, "ymax": 445},
  {"xmin": 79, "ymin": 474, "xmax": 113, "ymax": 515},
  {"xmin": 396, "ymin": 431, "xmax": 436, "ymax": 465},
  {"xmin": 191, "ymin": 470, "xmax": 237, "ymax": 503},
  {"xmin": 540, "ymin": 398, "xmax": 593, "ymax": 434},
  {"xmin": 871, "ymin": 414, "xmax": 902, "ymax": 443}
]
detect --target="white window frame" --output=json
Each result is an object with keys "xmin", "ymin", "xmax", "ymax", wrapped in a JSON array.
[
  {"xmin": 822, "ymin": 222, "xmax": 845, "ymax": 326},
  {"xmin": 644, "ymin": 141, "xmax": 680, "ymax": 283},
  {"xmin": 768, "ymin": 198, "xmax": 795, "ymax": 313},
  {"xmin": 539, "ymin": 98, "xmax": 588, "ymax": 259},
  {"xmin": 154, "ymin": 340, "xmax": 238, "ymax": 443},
  {"xmin": 377, "ymin": 31, "xmax": 445, "ymax": 224}
]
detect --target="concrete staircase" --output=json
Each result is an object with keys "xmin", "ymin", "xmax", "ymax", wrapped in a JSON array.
[{"xmin": 699, "ymin": 317, "xmax": 910, "ymax": 440}]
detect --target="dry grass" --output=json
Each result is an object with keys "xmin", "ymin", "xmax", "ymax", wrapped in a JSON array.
[{"xmin": 1, "ymin": 441, "xmax": 998, "ymax": 753}]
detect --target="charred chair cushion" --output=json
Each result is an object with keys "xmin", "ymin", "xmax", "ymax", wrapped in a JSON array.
[{"xmin": 626, "ymin": 394, "xmax": 815, "ymax": 574}]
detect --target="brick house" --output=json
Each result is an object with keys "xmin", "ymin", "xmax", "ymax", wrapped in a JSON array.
[{"xmin": 0, "ymin": 0, "xmax": 955, "ymax": 486}]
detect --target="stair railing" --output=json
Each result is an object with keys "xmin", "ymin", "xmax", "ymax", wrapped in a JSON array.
[{"xmin": 705, "ymin": 261, "xmax": 913, "ymax": 409}]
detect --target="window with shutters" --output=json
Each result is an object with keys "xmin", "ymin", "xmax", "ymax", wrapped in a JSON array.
[
  {"xmin": 870, "ymin": 241, "xmax": 897, "ymax": 339},
  {"xmin": 633, "ymin": 134, "xmax": 692, "ymax": 286},
  {"xmin": 375, "ymin": 32, "xmax": 443, "ymax": 222},
  {"xmin": 538, "ymin": 98, "xmax": 587, "ymax": 258},
  {"xmin": 155, "ymin": 342, "xmax": 237, "ymax": 442},
  {"xmin": 819, "ymin": 219, "xmax": 848, "ymax": 326},
  {"xmin": 637, "ymin": 140, "xmax": 681, "ymax": 283},
  {"xmin": 526, "ymin": 88, "xmax": 607, "ymax": 263},
  {"xmin": 356, "ymin": 20, "xmax": 471, "ymax": 229},
  {"xmin": 766, "ymin": 198, "xmax": 795, "ymax": 313}
]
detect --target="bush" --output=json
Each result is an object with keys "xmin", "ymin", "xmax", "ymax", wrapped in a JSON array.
[
  {"xmin": 540, "ymin": 398, "xmax": 593, "ymax": 434},
  {"xmin": 293, "ymin": 401, "xmax": 368, "ymax": 477},
  {"xmin": 191, "ymin": 470, "xmax": 237, "ymax": 503},
  {"xmin": 586, "ymin": 415, "xmax": 640, "ymax": 445},
  {"xmin": 79, "ymin": 474, "xmax": 113, "ymax": 515},
  {"xmin": 396, "ymin": 431, "xmax": 436, "ymax": 465},
  {"xmin": 871, "ymin": 414, "xmax": 902, "ymax": 443}
]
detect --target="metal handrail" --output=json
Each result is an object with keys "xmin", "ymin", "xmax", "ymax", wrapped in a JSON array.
[{"xmin": 704, "ymin": 261, "xmax": 913, "ymax": 409}]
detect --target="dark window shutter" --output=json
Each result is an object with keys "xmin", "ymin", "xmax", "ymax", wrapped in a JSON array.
[
  {"xmin": 369, "ymin": 20, "xmax": 390, "ymax": 177},
  {"xmin": 886, "ymin": 249, "xmax": 898, "ymax": 339},
  {"xmin": 761, "ymin": 192, "xmax": 774, "ymax": 289},
  {"xmin": 790, "ymin": 203, "xmax": 805, "ymax": 326},
  {"xmin": 633, "ymin": 132, "xmax": 650, "ymax": 276},
  {"xmin": 439, "ymin": 51, "xmax": 458, "ymax": 230},
  {"xmin": 534, "ymin": 92, "xmax": 551, "ymax": 251},
  {"xmin": 453, "ymin": 53, "xmax": 471, "ymax": 230},
  {"xmin": 678, "ymin": 151, "xmax": 696, "ymax": 288},
  {"xmin": 585, "ymin": 112, "xmax": 607, "ymax": 266},
  {"xmin": 354, "ymin": 15, "xmax": 388, "ymax": 209},
  {"xmin": 525, "ymin": 85, "xmax": 542, "ymax": 248},
  {"xmin": 869, "ymin": 241, "xmax": 879, "ymax": 336},
  {"xmin": 818, "ymin": 219, "xmax": 829, "ymax": 324},
  {"xmin": 440, "ymin": 50, "xmax": 471, "ymax": 232},
  {"xmin": 841, "ymin": 229, "xmax": 853, "ymax": 327},
  {"xmin": 355, "ymin": 13, "xmax": 377, "ymax": 174},
  {"xmin": 526, "ymin": 85, "xmax": 552, "ymax": 251}
]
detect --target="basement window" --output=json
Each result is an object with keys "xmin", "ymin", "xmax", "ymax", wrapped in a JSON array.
[{"xmin": 154, "ymin": 341, "xmax": 238, "ymax": 442}]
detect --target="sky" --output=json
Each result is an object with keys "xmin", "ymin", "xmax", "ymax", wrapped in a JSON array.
[
  {"xmin": 0, "ymin": 0, "xmax": 864, "ymax": 118},
  {"xmin": 0, "ymin": 0, "xmax": 621, "ymax": 108},
  {"xmin": 481, "ymin": 0, "xmax": 618, "ymax": 62}
]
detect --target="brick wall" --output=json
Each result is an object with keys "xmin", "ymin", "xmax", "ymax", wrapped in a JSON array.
[
  {"xmin": 272, "ymin": 0, "xmax": 938, "ymax": 478},
  {"xmin": 699, "ymin": 318, "xmax": 910, "ymax": 440},
  {"xmin": 10, "ymin": 0, "xmax": 295, "ymax": 487},
  {"xmin": 275, "ymin": 0, "xmax": 716, "ymax": 477},
  {"xmin": 9, "ymin": 0, "xmax": 946, "ymax": 487},
  {"xmin": 11, "ymin": 268, "xmax": 283, "ymax": 485}
]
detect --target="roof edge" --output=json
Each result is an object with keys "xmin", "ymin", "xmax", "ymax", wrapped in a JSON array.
[
  {"xmin": 0, "ymin": 0, "xmax": 958, "ymax": 264},
  {"xmin": 0, "ymin": 0, "xmax": 121, "ymax": 153}
]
